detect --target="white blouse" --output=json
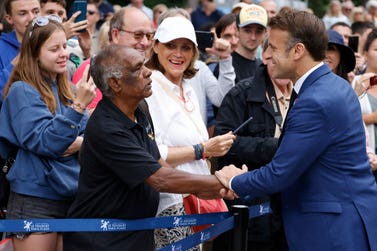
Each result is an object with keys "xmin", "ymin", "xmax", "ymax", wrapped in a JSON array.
[{"xmin": 146, "ymin": 70, "xmax": 210, "ymax": 215}]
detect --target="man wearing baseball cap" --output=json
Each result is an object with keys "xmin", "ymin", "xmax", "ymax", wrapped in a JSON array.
[{"xmin": 232, "ymin": 4, "xmax": 268, "ymax": 83}]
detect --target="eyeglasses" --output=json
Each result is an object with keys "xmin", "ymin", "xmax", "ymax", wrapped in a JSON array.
[
  {"xmin": 87, "ymin": 10, "xmax": 97, "ymax": 15},
  {"xmin": 29, "ymin": 15, "xmax": 62, "ymax": 37},
  {"xmin": 118, "ymin": 28, "xmax": 155, "ymax": 41}
]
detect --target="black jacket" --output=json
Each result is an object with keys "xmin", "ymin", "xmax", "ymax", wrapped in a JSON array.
[{"xmin": 215, "ymin": 65, "xmax": 279, "ymax": 170}]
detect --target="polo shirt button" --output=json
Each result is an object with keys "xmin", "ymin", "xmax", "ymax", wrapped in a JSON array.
[{"xmin": 70, "ymin": 125, "xmax": 75, "ymax": 129}]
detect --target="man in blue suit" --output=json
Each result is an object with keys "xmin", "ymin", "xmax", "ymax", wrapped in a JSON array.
[{"xmin": 215, "ymin": 9, "xmax": 377, "ymax": 251}]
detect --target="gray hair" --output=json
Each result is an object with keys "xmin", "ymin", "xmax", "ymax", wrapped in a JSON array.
[
  {"xmin": 90, "ymin": 46, "xmax": 125, "ymax": 98},
  {"xmin": 108, "ymin": 7, "xmax": 126, "ymax": 42}
]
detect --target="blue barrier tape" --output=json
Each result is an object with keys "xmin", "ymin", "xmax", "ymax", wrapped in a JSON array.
[
  {"xmin": 158, "ymin": 216, "xmax": 234, "ymax": 251},
  {"xmin": 159, "ymin": 201, "xmax": 272, "ymax": 251},
  {"xmin": 0, "ymin": 212, "xmax": 229, "ymax": 233},
  {"xmin": 0, "ymin": 202, "xmax": 273, "ymax": 251},
  {"xmin": 249, "ymin": 201, "xmax": 271, "ymax": 219}
]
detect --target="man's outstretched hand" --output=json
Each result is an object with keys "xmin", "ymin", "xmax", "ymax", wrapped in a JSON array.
[{"xmin": 215, "ymin": 164, "xmax": 248, "ymax": 189}]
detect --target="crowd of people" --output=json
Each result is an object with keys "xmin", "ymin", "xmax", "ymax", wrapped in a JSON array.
[{"xmin": 1, "ymin": 0, "xmax": 377, "ymax": 251}]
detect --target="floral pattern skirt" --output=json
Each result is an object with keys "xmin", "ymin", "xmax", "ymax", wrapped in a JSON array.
[{"xmin": 154, "ymin": 202, "xmax": 200, "ymax": 251}]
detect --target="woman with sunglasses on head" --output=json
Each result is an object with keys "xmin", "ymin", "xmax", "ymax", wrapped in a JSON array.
[
  {"xmin": 0, "ymin": 15, "xmax": 95, "ymax": 251},
  {"xmin": 145, "ymin": 16, "xmax": 235, "ymax": 250}
]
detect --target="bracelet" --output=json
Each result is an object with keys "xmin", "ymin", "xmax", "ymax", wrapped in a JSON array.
[
  {"xmin": 193, "ymin": 143, "xmax": 203, "ymax": 160},
  {"xmin": 71, "ymin": 102, "xmax": 86, "ymax": 112},
  {"xmin": 201, "ymin": 142, "xmax": 207, "ymax": 159}
]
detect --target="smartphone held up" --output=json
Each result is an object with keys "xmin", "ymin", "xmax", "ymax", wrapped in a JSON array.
[
  {"xmin": 69, "ymin": 0, "xmax": 87, "ymax": 32},
  {"xmin": 195, "ymin": 31, "xmax": 214, "ymax": 51},
  {"xmin": 348, "ymin": 35, "xmax": 359, "ymax": 53}
]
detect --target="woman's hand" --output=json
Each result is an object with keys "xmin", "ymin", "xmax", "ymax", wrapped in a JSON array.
[
  {"xmin": 63, "ymin": 11, "xmax": 88, "ymax": 39},
  {"xmin": 202, "ymin": 131, "xmax": 236, "ymax": 157},
  {"xmin": 73, "ymin": 65, "xmax": 96, "ymax": 113},
  {"xmin": 62, "ymin": 136, "xmax": 83, "ymax": 157},
  {"xmin": 205, "ymin": 37, "xmax": 232, "ymax": 60}
]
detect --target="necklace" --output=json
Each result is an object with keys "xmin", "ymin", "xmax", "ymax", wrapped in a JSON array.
[{"xmin": 177, "ymin": 94, "xmax": 195, "ymax": 112}]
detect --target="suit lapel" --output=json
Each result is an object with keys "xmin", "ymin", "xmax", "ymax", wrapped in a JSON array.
[
  {"xmin": 298, "ymin": 64, "xmax": 332, "ymax": 96},
  {"xmin": 278, "ymin": 64, "xmax": 332, "ymax": 145}
]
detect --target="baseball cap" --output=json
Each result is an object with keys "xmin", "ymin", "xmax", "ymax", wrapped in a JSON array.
[
  {"xmin": 238, "ymin": 4, "xmax": 268, "ymax": 28},
  {"xmin": 154, "ymin": 16, "xmax": 197, "ymax": 46}
]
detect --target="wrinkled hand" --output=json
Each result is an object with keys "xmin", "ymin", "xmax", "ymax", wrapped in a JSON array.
[
  {"xmin": 215, "ymin": 164, "xmax": 248, "ymax": 189},
  {"xmin": 63, "ymin": 11, "xmax": 88, "ymax": 39},
  {"xmin": 205, "ymin": 37, "xmax": 232, "ymax": 60},
  {"xmin": 203, "ymin": 131, "xmax": 235, "ymax": 158},
  {"xmin": 62, "ymin": 136, "xmax": 83, "ymax": 157},
  {"xmin": 74, "ymin": 64, "xmax": 96, "ymax": 108}
]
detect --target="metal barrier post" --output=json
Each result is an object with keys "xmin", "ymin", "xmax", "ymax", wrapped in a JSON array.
[{"xmin": 231, "ymin": 205, "xmax": 249, "ymax": 251}]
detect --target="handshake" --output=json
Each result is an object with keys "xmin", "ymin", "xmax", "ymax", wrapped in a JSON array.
[{"xmin": 197, "ymin": 164, "xmax": 248, "ymax": 200}]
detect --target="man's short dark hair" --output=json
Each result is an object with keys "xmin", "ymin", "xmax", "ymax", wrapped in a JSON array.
[
  {"xmin": 351, "ymin": 21, "xmax": 375, "ymax": 36},
  {"xmin": 330, "ymin": 21, "xmax": 351, "ymax": 30},
  {"xmin": 269, "ymin": 9, "xmax": 327, "ymax": 61},
  {"xmin": 40, "ymin": 0, "xmax": 66, "ymax": 9},
  {"xmin": 215, "ymin": 13, "xmax": 237, "ymax": 38}
]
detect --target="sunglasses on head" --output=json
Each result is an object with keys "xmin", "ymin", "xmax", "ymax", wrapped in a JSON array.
[{"xmin": 29, "ymin": 15, "xmax": 62, "ymax": 37}]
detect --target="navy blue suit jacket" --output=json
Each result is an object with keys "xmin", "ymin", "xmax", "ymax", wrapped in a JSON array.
[{"xmin": 231, "ymin": 64, "xmax": 377, "ymax": 251}]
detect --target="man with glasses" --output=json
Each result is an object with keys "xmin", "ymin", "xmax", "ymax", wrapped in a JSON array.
[
  {"xmin": 109, "ymin": 6, "xmax": 154, "ymax": 58},
  {"xmin": 71, "ymin": 6, "xmax": 154, "ymax": 112},
  {"xmin": 232, "ymin": 4, "xmax": 268, "ymax": 83},
  {"xmin": 0, "ymin": 0, "xmax": 41, "ymax": 104}
]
